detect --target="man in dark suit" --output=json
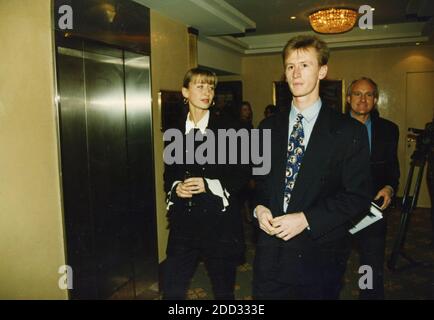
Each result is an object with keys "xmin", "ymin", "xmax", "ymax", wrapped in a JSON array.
[
  {"xmin": 252, "ymin": 35, "xmax": 372, "ymax": 299},
  {"xmin": 347, "ymin": 77, "xmax": 400, "ymax": 299}
]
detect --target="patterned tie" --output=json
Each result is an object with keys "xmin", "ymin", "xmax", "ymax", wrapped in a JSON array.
[{"xmin": 284, "ymin": 113, "xmax": 305, "ymax": 206}]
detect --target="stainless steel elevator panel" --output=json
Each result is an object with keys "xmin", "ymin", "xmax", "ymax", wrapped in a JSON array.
[
  {"xmin": 56, "ymin": 41, "xmax": 157, "ymax": 299},
  {"xmin": 85, "ymin": 45, "xmax": 131, "ymax": 297},
  {"xmin": 123, "ymin": 53, "xmax": 158, "ymax": 283}
]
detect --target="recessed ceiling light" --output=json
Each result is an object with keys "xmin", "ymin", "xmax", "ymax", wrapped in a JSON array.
[
  {"xmin": 371, "ymin": 7, "xmax": 375, "ymax": 11},
  {"xmin": 290, "ymin": 16, "xmax": 296, "ymax": 20},
  {"xmin": 416, "ymin": 42, "xmax": 421, "ymax": 45}
]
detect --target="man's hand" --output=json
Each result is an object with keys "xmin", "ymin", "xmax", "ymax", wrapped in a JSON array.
[
  {"xmin": 175, "ymin": 178, "xmax": 206, "ymax": 198},
  {"xmin": 271, "ymin": 212, "xmax": 309, "ymax": 241},
  {"xmin": 255, "ymin": 205, "xmax": 276, "ymax": 235},
  {"xmin": 375, "ymin": 185, "xmax": 393, "ymax": 210}
]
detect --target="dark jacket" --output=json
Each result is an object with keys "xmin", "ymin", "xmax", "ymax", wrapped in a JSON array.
[
  {"xmin": 369, "ymin": 112, "xmax": 400, "ymax": 195},
  {"xmin": 164, "ymin": 112, "xmax": 250, "ymax": 260},
  {"xmin": 253, "ymin": 104, "xmax": 372, "ymax": 284},
  {"xmin": 254, "ymin": 104, "xmax": 372, "ymax": 245}
]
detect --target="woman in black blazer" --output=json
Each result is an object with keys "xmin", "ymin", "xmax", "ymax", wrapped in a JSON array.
[{"xmin": 162, "ymin": 68, "xmax": 248, "ymax": 300}]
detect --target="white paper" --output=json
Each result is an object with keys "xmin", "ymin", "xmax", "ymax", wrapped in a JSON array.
[{"xmin": 349, "ymin": 202, "xmax": 383, "ymax": 234}]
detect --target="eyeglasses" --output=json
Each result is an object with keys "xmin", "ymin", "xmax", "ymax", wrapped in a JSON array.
[{"xmin": 351, "ymin": 91, "xmax": 375, "ymax": 99}]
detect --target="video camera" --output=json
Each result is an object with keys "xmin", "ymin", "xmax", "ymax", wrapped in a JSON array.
[
  {"xmin": 408, "ymin": 121, "xmax": 434, "ymax": 156},
  {"xmin": 388, "ymin": 120, "xmax": 434, "ymax": 271}
]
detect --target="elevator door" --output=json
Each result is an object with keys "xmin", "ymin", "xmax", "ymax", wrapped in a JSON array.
[{"xmin": 56, "ymin": 40, "xmax": 157, "ymax": 299}]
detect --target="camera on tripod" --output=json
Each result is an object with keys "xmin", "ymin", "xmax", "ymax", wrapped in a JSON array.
[
  {"xmin": 408, "ymin": 121, "xmax": 434, "ymax": 156},
  {"xmin": 388, "ymin": 120, "xmax": 434, "ymax": 270}
]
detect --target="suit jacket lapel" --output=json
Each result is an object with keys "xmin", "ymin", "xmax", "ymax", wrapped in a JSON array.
[
  {"xmin": 275, "ymin": 109, "xmax": 290, "ymax": 204},
  {"xmin": 286, "ymin": 105, "xmax": 334, "ymax": 212},
  {"xmin": 206, "ymin": 111, "xmax": 218, "ymax": 131}
]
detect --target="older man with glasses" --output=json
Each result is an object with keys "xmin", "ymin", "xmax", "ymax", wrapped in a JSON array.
[{"xmin": 347, "ymin": 77, "xmax": 400, "ymax": 300}]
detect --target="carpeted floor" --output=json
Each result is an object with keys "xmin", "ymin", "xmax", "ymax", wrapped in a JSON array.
[{"xmin": 184, "ymin": 207, "xmax": 434, "ymax": 300}]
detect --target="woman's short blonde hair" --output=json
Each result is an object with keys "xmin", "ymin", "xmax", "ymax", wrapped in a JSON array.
[{"xmin": 182, "ymin": 68, "xmax": 218, "ymax": 89}]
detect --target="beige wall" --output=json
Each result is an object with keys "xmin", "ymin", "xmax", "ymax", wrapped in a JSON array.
[
  {"xmin": 242, "ymin": 45, "xmax": 434, "ymax": 197},
  {"xmin": 242, "ymin": 53, "xmax": 283, "ymax": 126},
  {"xmin": 0, "ymin": 0, "xmax": 67, "ymax": 299},
  {"xmin": 198, "ymin": 40, "xmax": 242, "ymax": 74},
  {"xmin": 150, "ymin": 11, "xmax": 190, "ymax": 262}
]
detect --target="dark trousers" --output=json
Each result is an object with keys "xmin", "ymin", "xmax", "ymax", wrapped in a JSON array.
[
  {"xmin": 253, "ymin": 239, "xmax": 351, "ymax": 300},
  {"xmin": 353, "ymin": 220, "xmax": 387, "ymax": 300},
  {"xmin": 162, "ymin": 245, "xmax": 238, "ymax": 300}
]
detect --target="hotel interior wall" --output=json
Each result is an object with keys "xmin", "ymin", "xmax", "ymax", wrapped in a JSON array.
[
  {"xmin": 0, "ymin": 0, "xmax": 67, "ymax": 299},
  {"xmin": 150, "ymin": 10, "xmax": 190, "ymax": 262}
]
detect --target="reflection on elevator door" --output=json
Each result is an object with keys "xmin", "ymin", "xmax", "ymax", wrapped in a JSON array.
[{"xmin": 56, "ymin": 41, "xmax": 157, "ymax": 299}]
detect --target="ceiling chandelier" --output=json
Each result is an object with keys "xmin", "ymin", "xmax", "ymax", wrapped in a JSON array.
[{"xmin": 309, "ymin": 8, "xmax": 358, "ymax": 34}]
